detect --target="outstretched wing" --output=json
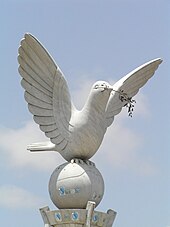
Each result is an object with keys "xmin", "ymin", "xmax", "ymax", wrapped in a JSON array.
[
  {"xmin": 106, "ymin": 58, "xmax": 162, "ymax": 127},
  {"xmin": 18, "ymin": 33, "xmax": 74, "ymax": 151}
]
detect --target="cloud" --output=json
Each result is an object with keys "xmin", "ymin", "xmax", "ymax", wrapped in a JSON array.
[
  {"xmin": 0, "ymin": 185, "xmax": 44, "ymax": 209},
  {"xmin": 0, "ymin": 121, "xmax": 64, "ymax": 172}
]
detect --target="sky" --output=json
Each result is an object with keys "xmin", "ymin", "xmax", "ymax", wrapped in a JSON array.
[{"xmin": 0, "ymin": 0, "xmax": 169, "ymax": 227}]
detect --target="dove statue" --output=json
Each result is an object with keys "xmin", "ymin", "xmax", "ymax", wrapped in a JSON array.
[{"xmin": 18, "ymin": 34, "xmax": 162, "ymax": 161}]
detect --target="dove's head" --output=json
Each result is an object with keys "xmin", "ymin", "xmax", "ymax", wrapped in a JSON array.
[
  {"xmin": 92, "ymin": 81, "xmax": 113, "ymax": 92},
  {"xmin": 87, "ymin": 81, "xmax": 113, "ymax": 107},
  {"xmin": 84, "ymin": 81, "xmax": 113, "ymax": 113}
]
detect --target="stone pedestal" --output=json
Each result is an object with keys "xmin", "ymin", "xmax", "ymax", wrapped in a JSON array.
[{"xmin": 40, "ymin": 201, "xmax": 116, "ymax": 227}]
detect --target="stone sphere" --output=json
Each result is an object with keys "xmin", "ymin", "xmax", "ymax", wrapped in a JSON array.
[{"xmin": 49, "ymin": 159, "xmax": 104, "ymax": 209}]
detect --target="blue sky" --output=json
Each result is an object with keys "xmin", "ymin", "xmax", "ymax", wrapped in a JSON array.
[{"xmin": 0, "ymin": 0, "xmax": 169, "ymax": 227}]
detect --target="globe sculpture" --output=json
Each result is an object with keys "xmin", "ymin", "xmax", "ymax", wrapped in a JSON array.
[
  {"xmin": 18, "ymin": 33, "xmax": 162, "ymax": 227},
  {"xmin": 49, "ymin": 159, "xmax": 104, "ymax": 209}
]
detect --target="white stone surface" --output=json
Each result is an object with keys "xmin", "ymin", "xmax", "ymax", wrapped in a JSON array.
[
  {"xmin": 18, "ymin": 33, "xmax": 162, "ymax": 161},
  {"xmin": 40, "ymin": 203, "xmax": 117, "ymax": 227},
  {"xmin": 49, "ymin": 159, "xmax": 104, "ymax": 209}
]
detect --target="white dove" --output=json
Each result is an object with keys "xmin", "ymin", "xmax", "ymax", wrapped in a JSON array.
[{"xmin": 18, "ymin": 34, "xmax": 162, "ymax": 161}]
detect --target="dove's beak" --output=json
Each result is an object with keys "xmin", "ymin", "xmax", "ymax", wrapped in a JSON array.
[
  {"xmin": 100, "ymin": 85, "xmax": 113, "ymax": 93},
  {"xmin": 105, "ymin": 85, "xmax": 113, "ymax": 91}
]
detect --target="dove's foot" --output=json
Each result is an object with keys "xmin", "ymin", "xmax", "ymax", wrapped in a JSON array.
[{"xmin": 70, "ymin": 158, "xmax": 95, "ymax": 166}]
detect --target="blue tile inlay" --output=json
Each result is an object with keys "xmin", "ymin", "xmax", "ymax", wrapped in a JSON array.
[
  {"xmin": 93, "ymin": 214, "xmax": 99, "ymax": 222},
  {"xmin": 55, "ymin": 212, "xmax": 62, "ymax": 221},
  {"xmin": 72, "ymin": 211, "xmax": 79, "ymax": 221},
  {"xmin": 58, "ymin": 186, "xmax": 65, "ymax": 196}
]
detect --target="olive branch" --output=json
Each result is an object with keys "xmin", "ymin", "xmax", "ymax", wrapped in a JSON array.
[{"xmin": 119, "ymin": 90, "xmax": 136, "ymax": 117}]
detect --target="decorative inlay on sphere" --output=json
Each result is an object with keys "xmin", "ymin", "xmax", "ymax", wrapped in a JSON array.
[{"xmin": 49, "ymin": 159, "xmax": 104, "ymax": 209}]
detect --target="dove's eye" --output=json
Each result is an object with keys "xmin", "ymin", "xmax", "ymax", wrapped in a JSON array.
[{"xmin": 94, "ymin": 85, "xmax": 99, "ymax": 89}]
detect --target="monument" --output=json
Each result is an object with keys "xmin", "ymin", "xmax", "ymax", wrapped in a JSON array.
[{"xmin": 18, "ymin": 33, "xmax": 162, "ymax": 226}]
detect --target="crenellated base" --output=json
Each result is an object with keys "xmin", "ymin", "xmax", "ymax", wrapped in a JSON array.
[{"xmin": 40, "ymin": 201, "xmax": 116, "ymax": 227}]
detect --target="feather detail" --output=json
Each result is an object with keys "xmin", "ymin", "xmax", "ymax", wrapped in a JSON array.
[
  {"xmin": 18, "ymin": 33, "xmax": 75, "ymax": 153},
  {"xmin": 106, "ymin": 58, "xmax": 162, "ymax": 126}
]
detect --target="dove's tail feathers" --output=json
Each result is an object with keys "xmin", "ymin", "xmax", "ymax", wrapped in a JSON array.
[{"xmin": 27, "ymin": 141, "xmax": 56, "ymax": 152}]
